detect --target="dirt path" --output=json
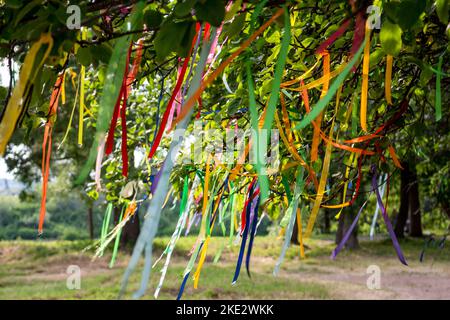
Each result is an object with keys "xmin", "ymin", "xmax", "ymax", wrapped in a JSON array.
[{"xmin": 260, "ymin": 256, "xmax": 450, "ymax": 299}]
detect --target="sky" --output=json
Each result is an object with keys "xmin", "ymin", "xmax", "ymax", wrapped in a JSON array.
[{"xmin": 0, "ymin": 159, "xmax": 14, "ymax": 180}]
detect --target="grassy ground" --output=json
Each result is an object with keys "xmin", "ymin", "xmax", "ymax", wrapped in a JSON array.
[{"xmin": 0, "ymin": 235, "xmax": 449, "ymax": 300}]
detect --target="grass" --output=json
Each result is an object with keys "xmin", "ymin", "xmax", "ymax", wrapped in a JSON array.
[{"xmin": 0, "ymin": 235, "xmax": 449, "ymax": 300}]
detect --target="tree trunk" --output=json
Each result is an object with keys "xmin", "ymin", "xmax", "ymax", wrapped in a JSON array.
[
  {"xmin": 121, "ymin": 214, "xmax": 140, "ymax": 247},
  {"xmin": 323, "ymin": 208, "xmax": 331, "ymax": 234},
  {"xmin": 408, "ymin": 167, "xmax": 423, "ymax": 237},
  {"xmin": 335, "ymin": 205, "xmax": 359, "ymax": 249},
  {"xmin": 114, "ymin": 207, "xmax": 141, "ymax": 248},
  {"xmin": 87, "ymin": 205, "xmax": 94, "ymax": 240},
  {"xmin": 114, "ymin": 206, "xmax": 140, "ymax": 248},
  {"xmin": 442, "ymin": 203, "xmax": 450, "ymax": 220},
  {"xmin": 394, "ymin": 163, "xmax": 410, "ymax": 238}
]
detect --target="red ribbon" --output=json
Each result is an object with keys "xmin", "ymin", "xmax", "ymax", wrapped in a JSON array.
[
  {"xmin": 316, "ymin": 19, "xmax": 350, "ymax": 54},
  {"xmin": 241, "ymin": 177, "xmax": 257, "ymax": 234},
  {"xmin": 147, "ymin": 26, "xmax": 200, "ymax": 159},
  {"xmin": 105, "ymin": 42, "xmax": 132, "ymax": 176}
]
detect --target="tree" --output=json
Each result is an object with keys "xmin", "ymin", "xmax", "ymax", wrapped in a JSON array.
[{"xmin": 0, "ymin": 0, "xmax": 448, "ymax": 298}]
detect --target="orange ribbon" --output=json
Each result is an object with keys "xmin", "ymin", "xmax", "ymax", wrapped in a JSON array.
[
  {"xmin": 388, "ymin": 145, "xmax": 403, "ymax": 169},
  {"xmin": 39, "ymin": 72, "xmax": 65, "ymax": 234}
]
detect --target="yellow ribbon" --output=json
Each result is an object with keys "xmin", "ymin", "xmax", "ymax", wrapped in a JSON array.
[
  {"xmin": 199, "ymin": 154, "xmax": 212, "ymax": 239},
  {"xmin": 59, "ymin": 71, "xmax": 80, "ymax": 149},
  {"xmin": 0, "ymin": 33, "xmax": 53, "ymax": 155},
  {"xmin": 281, "ymin": 56, "xmax": 322, "ymax": 87},
  {"xmin": 304, "ymin": 129, "xmax": 333, "ymax": 238},
  {"xmin": 193, "ymin": 236, "xmax": 210, "ymax": 289},
  {"xmin": 335, "ymin": 152, "xmax": 356, "ymax": 219},
  {"xmin": 275, "ymin": 111, "xmax": 319, "ymax": 190},
  {"xmin": 360, "ymin": 24, "xmax": 371, "ymax": 132},
  {"xmin": 385, "ymin": 55, "xmax": 393, "ymax": 105},
  {"xmin": 304, "ymin": 85, "xmax": 342, "ymax": 238},
  {"xmin": 61, "ymin": 73, "xmax": 66, "ymax": 105},
  {"xmin": 296, "ymin": 208, "xmax": 305, "ymax": 258},
  {"xmin": 282, "ymin": 63, "xmax": 346, "ymax": 92},
  {"xmin": 78, "ymin": 28, "xmax": 87, "ymax": 146}
]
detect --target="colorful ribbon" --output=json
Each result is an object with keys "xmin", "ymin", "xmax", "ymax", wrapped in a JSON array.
[
  {"xmin": 385, "ymin": 55, "xmax": 393, "ymax": 105},
  {"xmin": 295, "ymin": 37, "xmax": 366, "ymax": 130},
  {"xmin": 371, "ymin": 165, "xmax": 408, "ymax": 265},
  {"xmin": 172, "ymin": 7, "xmax": 284, "ymax": 127},
  {"xmin": 0, "ymin": 33, "xmax": 53, "ymax": 155},
  {"xmin": 38, "ymin": 72, "xmax": 65, "ymax": 234},
  {"xmin": 360, "ymin": 24, "xmax": 371, "ymax": 132}
]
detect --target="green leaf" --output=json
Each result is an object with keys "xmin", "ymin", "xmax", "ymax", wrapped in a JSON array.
[
  {"xmin": 11, "ymin": 14, "xmax": 48, "ymax": 40},
  {"xmin": 224, "ymin": 0, "xmax": 242, "ymax": 21},
  {"xmin": 194, "ymin": 0, "xmax": 225, "ymax": 27},
  {"xmin": 174, "ymin": 0, "xmax": 197, "ymax": 17},
  {"xmin": 90, "ymin": 43, "xmax": 113, "ymax": 64},
  {"xmin": 369, "ymin": 48, "xmax": 385, "ymax": 67},
  {"xmin": 419, "ymin": 63, "xmax": 433, "ymax": 85},
  {"xmin": 76, "ymin": 47, "xmax": 92, "ymax": 66},
  {"xmin": 154, "ymin": 19, "xmax": 195, "ymax": 60},
  {"xmin": 301, "ymin": 37, "xmax": 314, "ymax": 48},
  {"xmin": 144, "ymin": 9, "xmax": 163, "ymax": 28},
  {"xmin": 0, "ymin": 86, "xmax": 7, "ymax": 101},
  {"xmin": 5, "ymin": 0, "xmax": 22, "ymax": 8},
  {"xmin": 266, "ymin": 30, "xmax": 280, "ymax": 44},
  {"xmin": 384, "ymin": 0, "xmax": 425, "ymax": 30},
  {"xmin": 380, "ymin": 21, "xmax": 402, "ymax": 56},
  {"xmin": 13, "ymin": 0, "xmax": 42, "ymax": 27},
  {"xmin": 436, "ymin": 0, "xmax": 449, "ymax": 24},
  {"xmin": 223, "ymin": 12, "xmax": 246, "ymax": 39}
]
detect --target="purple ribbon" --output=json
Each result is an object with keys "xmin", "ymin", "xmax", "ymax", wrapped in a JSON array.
[
  {"xmin": 150, "ymin": 161, "xmax": 165, "ymax": 194},
  {"xmin": 331, "ymin": 198, "xmax": 369, "ymax": 259},
  {"xmin": 372, "ymin": 165, "xmax": 408, "ymax": 266}
]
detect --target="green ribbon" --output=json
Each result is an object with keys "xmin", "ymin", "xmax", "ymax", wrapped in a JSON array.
[
  {"xmin": 281, "ymin": 173, "xmax": 292, "ymax": 204},
  {"xmin": 180, "ymin": 176, "xmax": 189, "ymax": 215},
  {"xmin": 228, "ymin": 181, "xmax": 236, "ymax": 246},
  {"xmin": 261, "ymin": 6, "xmax": 291, "ymax": 132},
  {"xmin": 109, "ymin": 204, "xmax": 125, "ymax": 268},
  {"xmin": 274, "ymin": 167, "xmax": 305, "ymax": 275},
  {"xmin": 352, "ymin": 92, "xmax": 358, "ymax": 136},
  {"xmin": 246, "ymin": 4, "xmax": 291, "ymax": 204},
  {"xmin": 99, "ymin": 202, "xmax": 113, "ymax": 257},
  {"xmin": 246, "ymin": 62, "xmax": 270, "ymax": 205}
]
